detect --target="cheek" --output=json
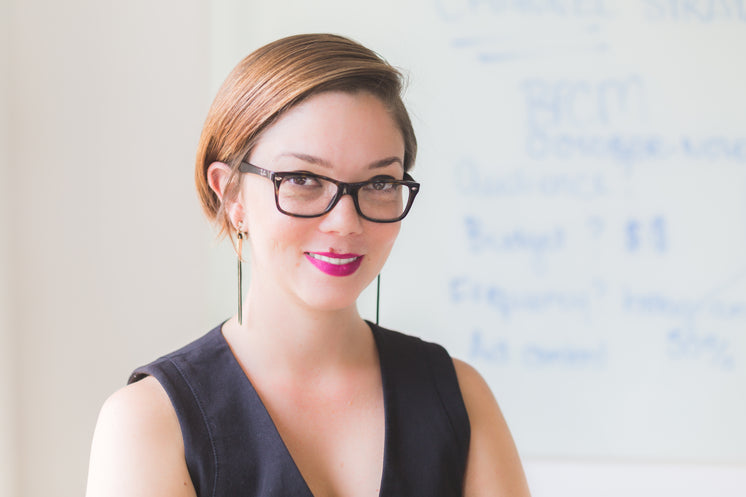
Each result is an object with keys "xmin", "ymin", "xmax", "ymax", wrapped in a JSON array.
[
  {"xmin": 248, "ymin": 213, "xmax": 302, "ymax": 254},
  {"xmin": 241, "ymin": 181, "xmax": 283, "ymax": 237},
  {"xmin": 372, "ymin": 223, "xmax": 401, "ymax": 255}
]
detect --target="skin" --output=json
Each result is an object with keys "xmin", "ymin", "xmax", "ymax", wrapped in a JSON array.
[{"xmin": 85, "ymin": 91, "xmax": 531, "ymax": 497}]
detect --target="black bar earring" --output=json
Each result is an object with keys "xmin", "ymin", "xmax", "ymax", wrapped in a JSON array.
[
  {"xmin": 236, "ymin": 223, "xmax": 245, "ymax": 325},
  {"xmin": 376, "ymin": 274, "xmax": 380, "ymax": 326}
]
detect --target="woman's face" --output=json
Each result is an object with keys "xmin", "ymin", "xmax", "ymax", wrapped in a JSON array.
[{"xmin": 239, "ymin": 91, "xmax": 405, "ymax": 313}]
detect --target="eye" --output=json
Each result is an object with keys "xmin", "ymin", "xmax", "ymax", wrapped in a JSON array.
[
  {"xmin": 364, "ymin": 176, "xmax": 398, "ymax": 192},
  {"xmin": 372, "ymin": 181, "xmax": 394, "ymax": 191},
  {"xmin": 284, "ymin": 174, "xmax": 322, "ymax": 187}
]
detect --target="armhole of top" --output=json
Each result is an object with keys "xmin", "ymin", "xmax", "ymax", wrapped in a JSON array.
[
  {"xmin": 128, "ymin": 358, "xmax": 219, "ymax": 497},
  {"xmin": 425, "ymin": 342, "xmax": 472, "ymax": 459}
]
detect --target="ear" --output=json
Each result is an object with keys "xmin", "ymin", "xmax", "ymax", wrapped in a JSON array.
[
  {"xmin": 207, "ymin": 161, "xmax": 246, "ymax": 231},
  {"xmin": 207, "ymin": 161, "xmax": 233, "ymax": 201}
]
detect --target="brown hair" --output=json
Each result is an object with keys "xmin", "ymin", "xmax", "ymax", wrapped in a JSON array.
[{"xmin": 195, "ymin": 33, "xmax": 418, "ymax": 238}]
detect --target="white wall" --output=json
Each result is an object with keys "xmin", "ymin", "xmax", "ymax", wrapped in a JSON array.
[
  {"xmin": 1, "ymin": 0, "xmax": 18, "ymax": 494},
  {"xmin": 5, "ymin": 1, "xmax": 212, "ymax": 495},
  {"xmin": 523, "ymin": 459, "xmax": 746, "ymax": 497}
]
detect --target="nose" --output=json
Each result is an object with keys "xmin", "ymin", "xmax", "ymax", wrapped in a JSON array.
[{"xmin": 318, "ymin": 193, "xmax": 363, "ymax": 235}]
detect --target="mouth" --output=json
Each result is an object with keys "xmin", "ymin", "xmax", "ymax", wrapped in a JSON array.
[{"xmin": 305, "ymin": 252, "xmax": 363, "ymax": 277}]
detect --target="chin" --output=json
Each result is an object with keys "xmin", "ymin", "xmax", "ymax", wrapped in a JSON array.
[{"xmin": 297, "ymin": 280, "xmax": 370, "ymax": 313}]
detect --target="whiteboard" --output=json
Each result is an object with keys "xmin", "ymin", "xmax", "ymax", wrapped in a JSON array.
[{"xmin": 210, "ymin": 0, "xmax": 746, "ymax": 464}]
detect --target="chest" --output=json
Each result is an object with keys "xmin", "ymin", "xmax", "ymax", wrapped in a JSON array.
[
  {"xmin": 220, "ymin": 320, "xmax": 390, "ymax": 496},
  {"xmin": 155, "ymin": 327, "xmax": 471, "ymax": 497},
  {"xmin": 256, "ymin": 375, "xmax": 386, "ymax": 497}
]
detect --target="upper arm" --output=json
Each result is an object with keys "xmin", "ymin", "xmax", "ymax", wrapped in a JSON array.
[
  {"xmin": 85, "ymin": 376, "xmax": 197, "ymax": 497},
  {"xmin": 454, "ymin": 359, "xmax": 531, "ymax": 497}
]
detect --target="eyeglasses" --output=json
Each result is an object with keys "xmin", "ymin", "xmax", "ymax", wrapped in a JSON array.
[{"xmin": 238, "ymin": 162, "xmax": 420, "ymax": 223}]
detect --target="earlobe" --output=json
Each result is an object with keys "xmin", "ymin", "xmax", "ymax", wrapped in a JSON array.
[{"xmin": 227, "ymin": 202, "xmax": 247, "ymax": 234}]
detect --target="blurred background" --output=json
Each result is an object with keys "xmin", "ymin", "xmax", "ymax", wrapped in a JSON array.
[
  {"xmin": 2, "ymin": 1, "xmax": 215, "ymax": 495},
  {"xmin": 2, "ymin": 1, "xmax": 746, "ymax": 496}
]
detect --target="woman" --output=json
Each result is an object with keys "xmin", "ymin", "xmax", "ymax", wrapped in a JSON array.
[{"xmin": 86, "ymin": 34, "xmax": 530, "ymax": 497}]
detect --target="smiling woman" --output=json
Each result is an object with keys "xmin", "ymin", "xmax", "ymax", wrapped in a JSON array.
[
  {"xmin": 217, "ymin": 91, "xmax": 407, "ymax": 314},
  {"xmin": 85, "ymin": 34, "xmax": 530, "ymax": 497}
]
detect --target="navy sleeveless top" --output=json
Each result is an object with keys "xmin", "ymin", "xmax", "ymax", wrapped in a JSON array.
[{"xmin": 129, "ymin": 322, "xmax": 470, "ymax": 496}]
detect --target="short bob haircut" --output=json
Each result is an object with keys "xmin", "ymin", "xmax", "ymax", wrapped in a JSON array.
[{"xmin": 195, "ymin": 33, "xmax": 418, "ymax": 239}]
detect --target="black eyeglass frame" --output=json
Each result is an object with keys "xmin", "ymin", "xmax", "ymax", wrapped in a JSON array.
[{"xmin": 238, "ymin": 161, "xmax": 420, "ymax": 223}]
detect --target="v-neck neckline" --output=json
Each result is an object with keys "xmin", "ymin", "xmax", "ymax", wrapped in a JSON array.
[{"xmin": 218, "ymin": 321, "xmax": 390, "ymax": 497}]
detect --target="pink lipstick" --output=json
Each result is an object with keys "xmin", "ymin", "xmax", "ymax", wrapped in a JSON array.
[{"xmin": 305, "ymin": 252, "xmax": 363, "ymax": 277}]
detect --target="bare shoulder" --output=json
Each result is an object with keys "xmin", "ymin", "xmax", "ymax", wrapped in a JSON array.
[
  {"xmin": 86, "ymin": 376, "xmax": 196, "ymax": 497},
  {"xmin": 452, "ymin": 359, "xmax": 491, "ymax": 400},
  {"xmin": 452, "ymin": 359, "xmax": 532, "ymax": 497}
]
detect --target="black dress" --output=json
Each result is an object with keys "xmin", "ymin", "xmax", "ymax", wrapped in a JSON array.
[{"xmin": 129, "ymin": 322, "xmax": 470, "ymax": 496}]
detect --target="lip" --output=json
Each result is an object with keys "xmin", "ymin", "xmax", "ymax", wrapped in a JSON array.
[{"xmin": 305, "ymin": 251, "xmax": 363, "ymax": 277}]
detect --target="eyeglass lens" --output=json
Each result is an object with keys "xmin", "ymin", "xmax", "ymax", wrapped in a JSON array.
[{"xmin": 277, "ymin": 174, "xmax": 412, "ymax": 221}]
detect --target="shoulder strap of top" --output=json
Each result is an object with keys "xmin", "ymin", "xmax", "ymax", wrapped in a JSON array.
[
  {"xmin": 129, "ymin": 327, "xmax": 223, "ymax": 496},
  {"xmin": 371, "ymin": 323, "xmax": 471, "ymax": 496},
  {"xmin": 128, "ymin": 326, "xmax": 312, "ymax": 497}
]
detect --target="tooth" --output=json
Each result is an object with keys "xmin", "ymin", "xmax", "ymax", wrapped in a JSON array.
[{"xmin": 310, "ymin": 253, "xmax": 358, "ymax": 265}]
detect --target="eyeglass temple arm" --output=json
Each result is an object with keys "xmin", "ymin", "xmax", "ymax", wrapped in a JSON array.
[{"xmin": 239, "ymin": 161, "xmax": 272, "ymax": 178}]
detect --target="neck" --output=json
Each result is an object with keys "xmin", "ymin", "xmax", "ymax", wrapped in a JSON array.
[{"xmin": 225, "ymin": 278, "xmax": 374, "ymax": 379}]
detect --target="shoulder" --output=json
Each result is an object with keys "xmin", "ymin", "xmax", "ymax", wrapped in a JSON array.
[
  {"xmin": 128, "ymin": 325, "xmax": 225, "ymax": 388},
  {"xmin": 452, "ymin": 359, "xmax": 532, "ymax": 497},
  {"xmin": 452, "ymin": 359, "xmax": 492, "ymax": 407},
  {"xmin": 97, "ymin": 376, "xmax": 178, "ymax": 436},
  {"xmin": 86, "ymin": 377, "xmax": 196, "ymax": 497},
  {"xmin": 369, "ymin": 322, "xmax": 450, "ymax": 361}
]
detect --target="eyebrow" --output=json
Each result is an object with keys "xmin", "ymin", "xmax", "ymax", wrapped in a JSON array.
[{"xmin": 280, "ymin": 152, "xmax": 403, "ymax": 170}]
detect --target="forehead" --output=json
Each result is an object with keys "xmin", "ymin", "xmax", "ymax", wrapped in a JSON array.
[{"xmin": 249, "ymin": 91, "xmax": 405, "ymax": 170}]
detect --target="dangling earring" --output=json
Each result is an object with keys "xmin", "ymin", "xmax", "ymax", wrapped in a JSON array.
[
  {"xmin": 375, "ymin": 273, "xmax": 381, "ymax": 326},
  {"xmin": 236, "ymin": 223, "xmax": 245, "ymax": 325}
]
